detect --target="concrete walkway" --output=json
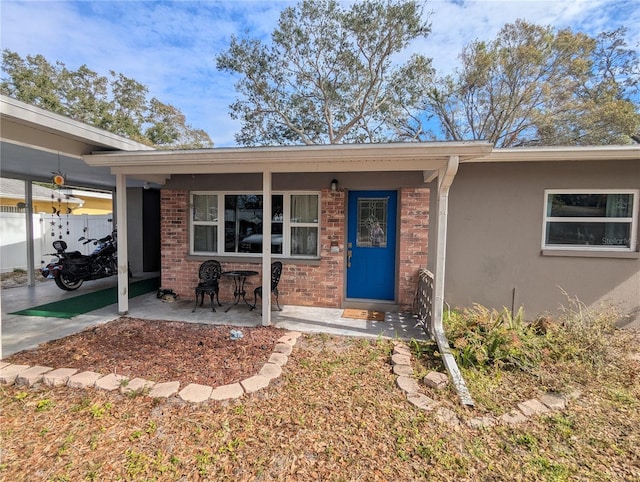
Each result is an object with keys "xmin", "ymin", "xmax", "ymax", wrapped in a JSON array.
[{"xmin": 1, "ymin": 275, "xmax": 427, "ymax": 358}]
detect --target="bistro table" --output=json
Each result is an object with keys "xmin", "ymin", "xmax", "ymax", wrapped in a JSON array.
[{"xmin": 222, "ymin": 270, "xmax": 259, "ymax": 312}]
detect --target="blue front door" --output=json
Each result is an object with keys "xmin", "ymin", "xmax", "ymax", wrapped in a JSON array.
[{"xmin": 346, "ymin": 190, "xmax": 397, "ymax": 300}]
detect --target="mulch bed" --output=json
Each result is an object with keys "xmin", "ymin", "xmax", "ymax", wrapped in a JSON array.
[{"xmin": 4, "ymin": 317, "xmax": 287, "ymax": 387}]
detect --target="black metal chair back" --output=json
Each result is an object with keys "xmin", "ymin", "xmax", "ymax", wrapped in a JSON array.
[
  {"xmin": 252, "ymin": 261, "xmax": 283, "ymax": 311},
  {"xmin": 192, "ymin": 259, "xmax": 223, "ymax": 312}
]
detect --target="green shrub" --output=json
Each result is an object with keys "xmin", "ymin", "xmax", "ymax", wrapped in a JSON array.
[
  {"xmin": 445, "ymin": 304, "xmax": 548, "ymax": 371},
  {"xmin": 444, "ymin": 297, "xmax": 622, "ymax": 375}
]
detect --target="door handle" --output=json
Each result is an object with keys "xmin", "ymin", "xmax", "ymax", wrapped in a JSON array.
[{"xmin": 347, "ymin": 250, "xmax": 352, "ymax": 268}]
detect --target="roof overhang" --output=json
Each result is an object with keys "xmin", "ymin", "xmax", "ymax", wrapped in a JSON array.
[
  {"xmin": 83, "ymin": 142, "xmax": 494, "ymax": 183},
  {"xmin": 474, "ymin": 145, "xmax": 640, "ymax": 163},
  {"xmin": 83, "ymin": 143, "xmax": 640, "ymax": 185},
  {"xmin": 1, "ymin": 95, "xmax": 154, "ymax": 188}
]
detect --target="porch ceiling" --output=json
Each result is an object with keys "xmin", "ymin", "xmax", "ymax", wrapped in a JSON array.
[
  {"xmin": 0, "ymin": 95, "xmax": 153, "ymax": 189},
  {"xmin": 83, "ymin": 142, "xmax": 494, "ymax": 183}
]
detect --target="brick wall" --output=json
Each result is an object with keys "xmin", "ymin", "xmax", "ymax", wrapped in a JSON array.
[
  {"xmin": 160, "ymin": 187, "xmax": 428, "ymax": 311},
  {"xmin": 277, "ymin": 188, "xmax": 345, "ymax": 308},
  {"xmin": 160, "ymin": 189, "xmax": 346, "ymax": 308},
  {"xmin": 398, "ymin": 187, "xmax": 430, "ymax": 311},
  {"xmin": 159, "ymin": 189, "xmax": 190, "ymax": 293}
]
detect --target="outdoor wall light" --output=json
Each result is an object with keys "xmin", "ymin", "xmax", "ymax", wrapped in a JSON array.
[{"xmin": 331, "ymin": 179, "xmax": 338, "ymax": 191}]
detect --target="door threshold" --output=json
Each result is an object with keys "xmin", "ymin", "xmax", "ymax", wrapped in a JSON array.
[{"xmin": 343, "ymin": 300, "xmax": 400, "ymax": 313}]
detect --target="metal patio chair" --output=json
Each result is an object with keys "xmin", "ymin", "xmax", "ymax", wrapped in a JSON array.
[
  {"xmin": 192, "ymin": 259, "xmax": 223, "ymax": 312},
  {"xmin": 251, "ymin": 261, "xmax": 283, "ymax": 311}
]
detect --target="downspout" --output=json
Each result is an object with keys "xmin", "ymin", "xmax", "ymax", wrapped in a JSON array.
[
  {"xmin": 115, "ymin": 173, "xmax": 129, "ymax": 315},
  {"xmin": 261, "ymin": 169, "xmax": 272, "ymax": 326},
  {"xmin": 433, "ymin": 155, "xmax": 474, "ymax": 407}
]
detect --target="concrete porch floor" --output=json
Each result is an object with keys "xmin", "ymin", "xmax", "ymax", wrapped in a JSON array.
[{"xmin": 1, "ymin": 274, "xmax": 428, "ymax": 358}]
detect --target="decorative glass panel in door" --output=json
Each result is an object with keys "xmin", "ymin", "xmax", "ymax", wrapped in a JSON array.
[{"xmin": 356, "ymin": 198, "xmax": 388, "ymax": 248}]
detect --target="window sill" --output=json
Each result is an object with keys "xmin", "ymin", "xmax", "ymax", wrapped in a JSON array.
[
  {"xmin": 541, "ymin": 249, "xmax": 640, "ymax": 259},
  {"xmin": 187, "ymin": 254, "xmax": 321, "ymax": 265}
]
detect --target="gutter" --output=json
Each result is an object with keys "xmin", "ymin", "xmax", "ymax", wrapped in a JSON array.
[{"xmin": 433, "ymin": 155, "xmax": 474, "ymax": 407}]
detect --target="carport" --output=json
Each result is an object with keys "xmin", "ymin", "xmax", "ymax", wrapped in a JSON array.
[{"xmin": 0, "ymin": 94, "xmax": 155, "ymax": 284}]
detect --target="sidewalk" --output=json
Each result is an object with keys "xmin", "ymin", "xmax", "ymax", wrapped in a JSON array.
[{"xmin": 1, "ymin": 275, "xmax": 427, "ymax": 358}]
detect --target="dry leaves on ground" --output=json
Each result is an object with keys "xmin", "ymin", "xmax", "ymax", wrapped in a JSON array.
[
  {"xmin": 1, "ymin": 327, "xmax": 639, "ymax": 481},
  {"xmin": 4, "ymin": 317, "xmax": 287, "ymax": 387}
]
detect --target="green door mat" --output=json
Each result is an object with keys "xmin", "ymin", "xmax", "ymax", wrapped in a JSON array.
[{"xmin": 10, "ymin": 277, "xmax": 160, "ymax": 319}]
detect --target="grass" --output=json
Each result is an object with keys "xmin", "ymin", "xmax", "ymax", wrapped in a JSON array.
[{"xmin": 1, "ymin": 303, "xmax": 639, "ymax": 481}]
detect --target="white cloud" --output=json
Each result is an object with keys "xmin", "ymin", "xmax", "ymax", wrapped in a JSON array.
[
  {"xmin": 423, "ymin": 0, "xmax": 637, "ymax": 74},
  {"xmin": 2, "ymin": 0, "xmax": 637, "ymax": 147}
]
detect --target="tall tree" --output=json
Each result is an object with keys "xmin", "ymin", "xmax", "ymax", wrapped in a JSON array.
[
  {"xmin": 216, "ymin": 0, "xmax": 433, "ymax": 146},
  {"xmin": 1, "ymin": 50, "xmax": 213, "ymax": 149},
  {"xmin": 146, "ymin": 98, "xmax": 213, "ymax": 149},
  {"xmin": 57, "ymin": 64, "xmax": 112, "ymax": 129},
  {"xmin": 1, "ymin": 51, "xmax": 65, "ymax": 113},
  {"xmin": 409, "ymin": 21, "xmax": 639, "ymax": 146}
]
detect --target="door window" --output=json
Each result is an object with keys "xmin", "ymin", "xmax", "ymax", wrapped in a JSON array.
[{"xmin": 357, "ymin": 198, "xmax": 388, "ymax": 247}]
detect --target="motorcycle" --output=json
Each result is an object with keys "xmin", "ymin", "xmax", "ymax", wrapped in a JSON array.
[{"xmin": 41, "ymin": 231, "xmax": 127, "ymax": 291}]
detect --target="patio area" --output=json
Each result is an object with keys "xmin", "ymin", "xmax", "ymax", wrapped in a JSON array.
[{"xmin": 1, "ymin": 274, "xmax": 427, "ymax": 358}]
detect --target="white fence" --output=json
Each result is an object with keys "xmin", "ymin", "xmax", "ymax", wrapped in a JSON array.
[{"xmin": 0, "ymin": 212, "xmax": 114, "ymax": 273}]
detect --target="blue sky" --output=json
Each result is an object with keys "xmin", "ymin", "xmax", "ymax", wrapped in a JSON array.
[{"xmin": 1, "ymin": 0, "xmax": 638, "ymax": 147}]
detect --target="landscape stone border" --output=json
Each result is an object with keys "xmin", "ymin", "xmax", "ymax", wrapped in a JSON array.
[
  {"xmin": 1, "ymin": 335, "xmax": 582, "ymax": 414},
  {"xmin": 0, "ymin": 331, "xmax": 302, "ymax": 404},
  {"xmin": 390, "ymin": 341, "xmax": 579, "ymax": 428}
]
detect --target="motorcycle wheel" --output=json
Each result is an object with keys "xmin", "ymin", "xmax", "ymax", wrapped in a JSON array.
[{"xmin": 55, "ymin": 273, "xmax": 84, "ymax": 291}]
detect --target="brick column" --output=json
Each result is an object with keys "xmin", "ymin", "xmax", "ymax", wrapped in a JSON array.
[
  {"xmin": 398, "ymin": 187, "xmax": 430, "ymax": 311},
  {"xmin": 160, "ymin": 190, "xmax": 193, "ymax": 294}
]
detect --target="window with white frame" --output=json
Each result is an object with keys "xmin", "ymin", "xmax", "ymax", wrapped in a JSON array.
[
  {"xmin": 192, "ymin": 193, "xmax": 218, "ymax": 253},
  {"xmin": 542, "ymin": 190, "xmax": 638, "ymax": 251},
  {"xmin": 191, "ymin": 192, "xmax": 320, "ymax": 257}
]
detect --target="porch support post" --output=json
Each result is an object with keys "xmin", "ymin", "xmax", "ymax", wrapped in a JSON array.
[
  {"xmin": 261, "ymin": 169, "xmax": 272, "ymax": 326},
  {"xmin": 432, "ymin": 155, "xmax": 474, "ymax": 407},
  {"xmin": 25, "ymin": 179, "xmax": 35, "ymax": 286},
  {"xmin": 115, "ymin": 173, "xmax": 129, "ymax": 315}
]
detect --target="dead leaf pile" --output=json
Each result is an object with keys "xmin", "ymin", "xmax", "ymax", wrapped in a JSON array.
[{"xmin": 5, "ymin": 318, "xmax": 286, "ymax": 387}]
